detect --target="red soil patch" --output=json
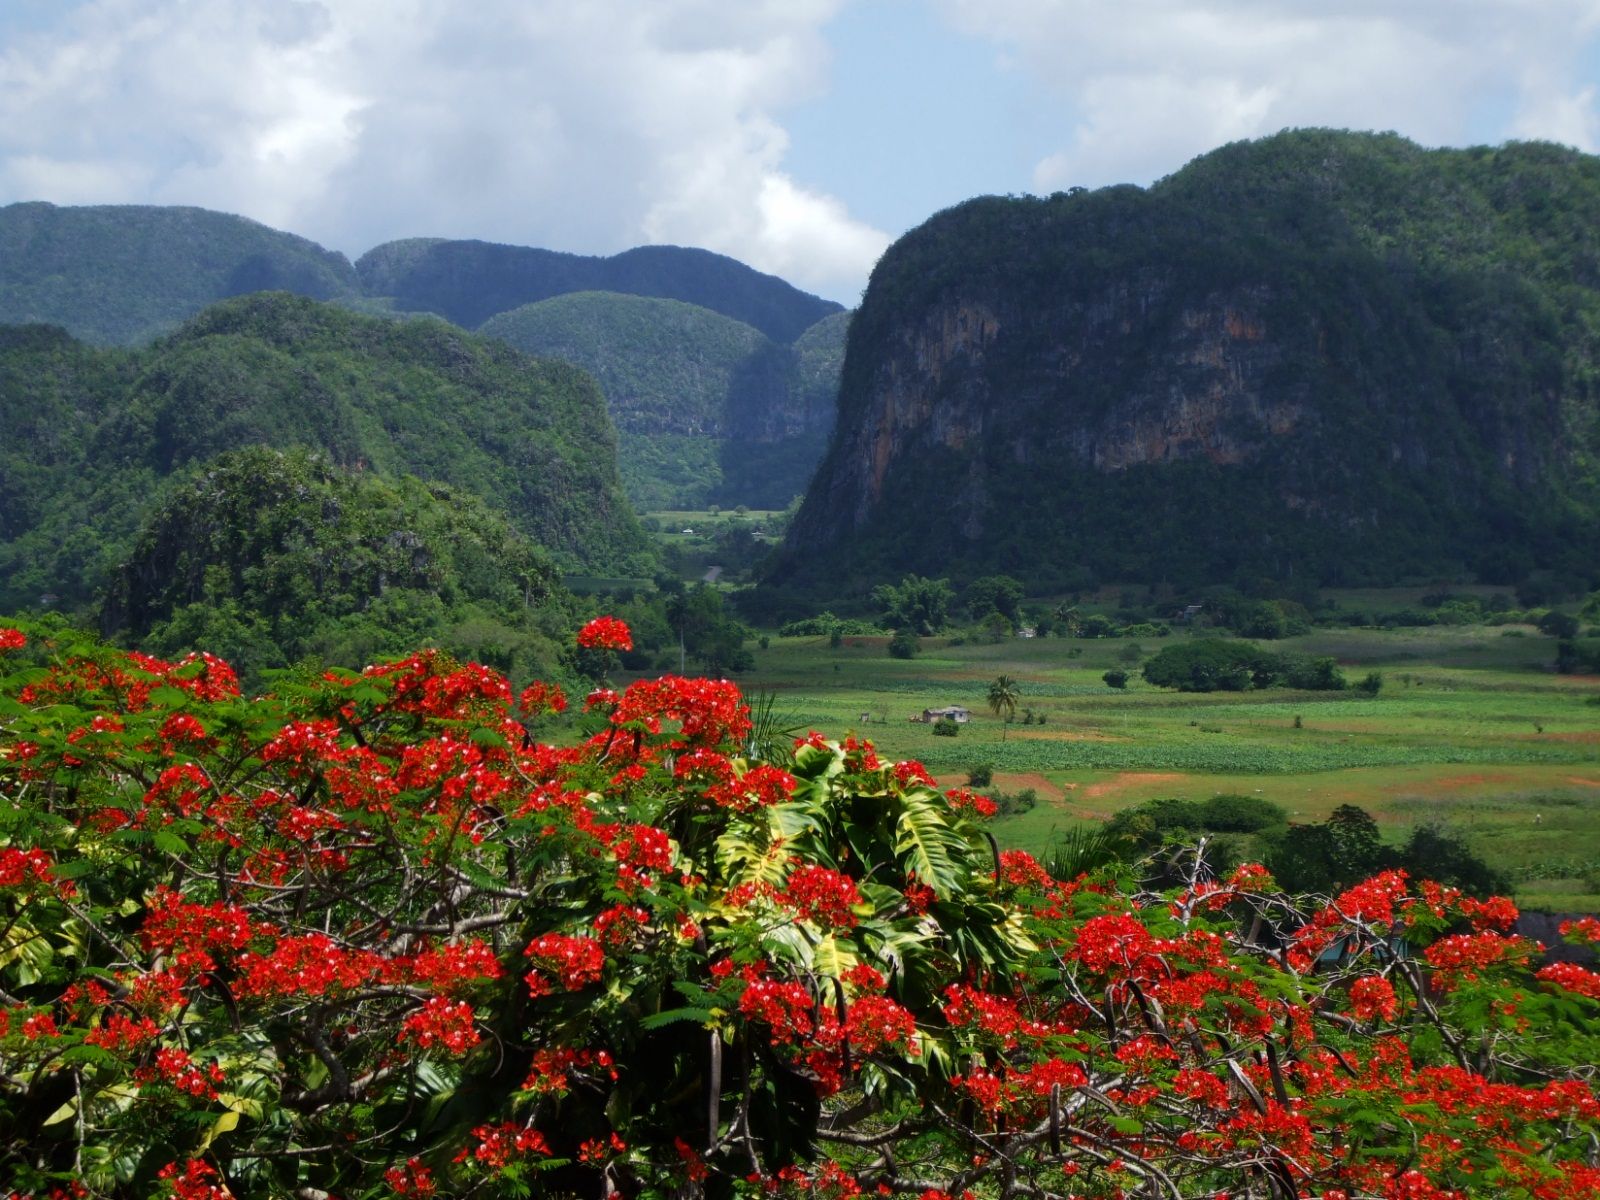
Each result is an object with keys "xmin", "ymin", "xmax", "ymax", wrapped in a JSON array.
[
  {"xmin": 1424, "ymin": 773, "xmax": 1509, "ymax": 791},
  {"xmin": 1565, "ymin": 776, "xmax": 1600, "ymax": 788},
  {"xmin": 992, "ymin": 773, "xmax": 1065, "ymax": 802},
  {"xmin": 1082, "ymin": 772, "xmax": 1187, "ymax": 800}
]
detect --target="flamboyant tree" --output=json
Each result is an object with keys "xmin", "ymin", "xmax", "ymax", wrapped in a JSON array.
[{"xmin": 0, "ymin": 618, "xmax": 1598, "ymax": 1198}]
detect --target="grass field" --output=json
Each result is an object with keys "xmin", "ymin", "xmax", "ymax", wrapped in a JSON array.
[{"xmin": 730, "ymin": 626, "xmax": 1600, "ymax": 910}]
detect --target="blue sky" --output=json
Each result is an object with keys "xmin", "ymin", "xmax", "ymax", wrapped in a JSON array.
[{"xmin": 3, "ymin": 1, "xmax": 1600, "ymax": 302}]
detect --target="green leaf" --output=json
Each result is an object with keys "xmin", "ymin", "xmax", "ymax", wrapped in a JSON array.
[
  {"xmin": 198, "ymin": 1110, "xmax": 240, "ymax": 1151},
  {"xmin": 892, "ymin": 787, "xmax": 967, "ymax": 896},
  {"xmin": 638, "ymin": 1006, "xmax": 720, "ymax": 1030}
]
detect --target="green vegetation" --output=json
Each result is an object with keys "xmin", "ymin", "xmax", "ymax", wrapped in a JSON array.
[
  {"xmin": 0, "ymin": 204, "xmax": 842, "ymax": 347},
  {"xmin": 1106, "ymin": 794, "xmax": 1507, "ymax": 896},
  {"xmin": 1141, "ymin": 638, "xmax": 1347, "ymax": 692},
  {"xmin": 482, "ymin": 292, "xmax": 768, "ymax": 439},
  {"xmin": 724, "ymin": 621, "xmax": 1600, "ymax": 910},
  {"xmin": 481, "ymin": 294, "xmax": 845, "ymax": 509},
  {"xmin": 356, "ymin": 238, "xmax": 841, "ymax": 341},
  {"xmin": 0, "ymin": 293, "xmax": 654, "ymax": 614},
  {"xmin": 779, "ymin": 130, "xmax": 1600, "ymax": 596},
  {"xmin": 103, "ymin": 447, "xmax": 573, "ymax": 683},
  {"xmin": 0, "ymin": 201, "xmax": 356, "ymax": 344}
]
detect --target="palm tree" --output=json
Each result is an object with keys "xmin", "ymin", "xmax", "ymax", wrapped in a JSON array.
[{"xmin": 987, "ymin": 674, "xmax": 1020, "ymax": 739}]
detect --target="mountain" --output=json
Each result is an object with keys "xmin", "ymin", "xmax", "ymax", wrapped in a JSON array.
[
  {"xmin": 103, "ymin": 446, "xmax": 570, "ymax": 682},
  {"xmin": 0, "ymin": 202, "xmax": 357, "ymax": 345},
  {"xmin": 0, "ymin": 293, "xmax": 653, "ymax": 612},
  {"xmin": 480, "ymin": 293, "xmax": 847, "ymax": 508},
  {"xmin": 356, "ymin": 239, "xmax": 842, "ymax": 343},
  {"xmin": 0, "ymin": 203, "xmax": 849, "ymax": 510},
  {"xmin": 776, "ymin": 130, "xmax": 1600, "ymax": 593},
  {"xmin": 0, "ymin": 203, "xmax": 843, "ymax": 347}
]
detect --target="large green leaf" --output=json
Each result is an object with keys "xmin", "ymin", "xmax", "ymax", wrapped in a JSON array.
[{"xmin": 891, "ymin": 787, "xmax": 968, "ymax": 897}]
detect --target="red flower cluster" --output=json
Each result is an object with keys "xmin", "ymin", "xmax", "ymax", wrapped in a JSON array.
[
  {"xmin": 402, "ymin": 997, "xmax": 481, "ymax": 1055},
  {"xmin": 739, "ymin": 978, "xmax": 816, "ymax": 1043},
  {"xmin": 0, "ymin": 847, "xmax": 63, "ymax": 893},
  {"xmin": 524, "ymin": 932, "xmax": 606, "ymax": 992},
  {"xmin": 458, "ymin": 1121, "xmax": 552, "ymax": 1169},
  {"xmin": 1350, "ymin": 974, "xmax": 1400, "ymax": 1021},
  {"xmin": 577, "ymin": 615, "xmax": 633, "ymax": 652},
  {"xmin": 780, "ymin": 865, "xmax": 863, "ymax": 929}
]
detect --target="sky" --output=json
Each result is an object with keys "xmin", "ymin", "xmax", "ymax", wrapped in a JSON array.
[{"xmin": 3, "ymin": 1, "xmax": 1600, "ymax": 304}]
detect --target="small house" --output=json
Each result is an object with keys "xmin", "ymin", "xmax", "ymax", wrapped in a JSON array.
[{"xmin": 919, "ymin": 705, "xmax": 971, "ymax": 724}]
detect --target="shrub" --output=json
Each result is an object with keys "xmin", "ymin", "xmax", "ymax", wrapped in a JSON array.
[
  {"xmin": 888, "ymin": 627, "xmax": 920, "ymax": 658},
  {"xmin": 966, "ymin": 763, "xmax": 994, "ymax": 787},
  {"xmin": 1198, "ymin": 793, "xmax": 1288, "ymax": 834},
  {"xmin": 932, "ymin": 715, "xmax": 960, "ymax": 736},
  {"xmin": 1283, "ymin": 654, "xmax": 1347, "ymax": 691},
  {"xmin": 1102, "ymin": 668, "xmax": 1129, "ymax": 688},
  {"xmin": 0, "ymin": 620, "xmax": 1596, "ymax": 1200},
  {"xmin": 988, "ymin": 786, "xmax": 1038, "ymax": 816}
]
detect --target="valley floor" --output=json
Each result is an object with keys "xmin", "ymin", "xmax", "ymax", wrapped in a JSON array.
[{"xmin": 730, "ymin": 624, "xmax": 1600, "ymax": 910}]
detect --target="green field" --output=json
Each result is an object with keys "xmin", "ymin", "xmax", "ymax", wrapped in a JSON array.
[{"xmin": 729, "ymin": 625, "xmax": 1600, "ymax": 910}]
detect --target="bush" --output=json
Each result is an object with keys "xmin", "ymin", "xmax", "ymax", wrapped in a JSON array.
[
  {"xmin": 1282, "ymin": 654, "xmax": 1347, "ymax": 691},
  {"xmin": 1102, "ymin": 668, "xmax": 1129, "ymax": 689},
  {"xmin": 1142, "ymin": 639, "xmax": 1284, "ymax": 692},
  {"xmin": 1539, "ymin": 610, "xmax": 1581, "ymax": 639},
  {"xmin": 1198, "ymin": 793, "xmax": 1288, "ymax": 834},
  {"xmin": 932, "ymin": 715, "xmax": 960, "ymax": 736},
  {"xmin": 987, "ymin": 786, "xmax": 1039, "ymax": 816},
  {"xmin": 967, "ymin": 763, "xmax": 994, "ymax": 787},
  {"xmin": 888, "ymin": 627, "xmax": 920, "ymax": 658},
  {"xmin": 1355, "ymin": 670, "xmax": 1383, "ymax": 695}
]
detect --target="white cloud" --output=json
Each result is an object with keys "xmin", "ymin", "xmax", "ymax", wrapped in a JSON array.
[
  {"xmin": 936, "ymin": 0, "xmax": 1600, "ymax": 192},
  {"xmin": 0, "ymin": 0, "xmax": 887, "ymax": 301}
]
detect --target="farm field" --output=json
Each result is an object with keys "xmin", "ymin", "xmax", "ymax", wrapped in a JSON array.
[{"xmin": 731, "ymin": 624, "xmax": 1600, "ymax": 910}]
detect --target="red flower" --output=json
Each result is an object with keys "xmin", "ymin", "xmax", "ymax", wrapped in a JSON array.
[
  {"xmin": 577, "ymin": 616, "xmax": 633, "ymax": 652},
  {"xmin": 0, "ymin": 627, "xmax": 25, "ymax": 652},
  {"xmin": 780, "ymin": 865, "xmax": 863, "ymax": 929},
  {"xmin": 1350, "ymin": 974, "xmax": 1400, "ymax": 1021}
]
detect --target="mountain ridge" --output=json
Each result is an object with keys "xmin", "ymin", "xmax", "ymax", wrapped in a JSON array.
[
  {"xmin": 776, "ymin": 129, "xmax": 1600, "ymax": 592},
  {"xmin": 0, "ymin": 292, "xmax": 653, "ymax": 612}
]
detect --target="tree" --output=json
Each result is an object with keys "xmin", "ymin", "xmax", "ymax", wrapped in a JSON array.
[
  {"xmin": 3, "ymin": 620, "xmax": 1599, "ymax": 1200},
  {"xmin": 1142, "ymin": 639, "xmax": 1285, "ymax": 692},
  {"xmin": 665, "ymin": 584, "xmax": 753, "ymax": 674},
  {"xmin": 963, "ymin": 574, "xmax": 1024, "ymax": 622},
  {"xmin": 987, "ymin": 673, "xmax": 1020, "ymax": 738},
  {"xmin": 871, "ymin": 574, "xmax": 954, "ymax": 635},
  {"xmin": 1052, "ymin": 603, "xmax": 1083, "ymax": 637}
]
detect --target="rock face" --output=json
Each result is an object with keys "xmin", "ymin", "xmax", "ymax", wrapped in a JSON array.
[{"xmin": 778, "ymin": 131, "xmax": 1600, "ymax": 590}]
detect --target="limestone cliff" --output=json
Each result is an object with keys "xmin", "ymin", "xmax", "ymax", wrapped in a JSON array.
[{"xmin": 777, "ymin": 131, "xmax": 1599, "ymax": 590}]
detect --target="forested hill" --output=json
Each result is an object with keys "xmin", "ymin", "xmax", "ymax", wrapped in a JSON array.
[
  {"xmin": 359, "ymin": 239, "xmax": 842, "ymax": 343},
  {"xmin": 0, "ymin": 202, "xmax": 358, "ymax": 345},
  {"xmin": 481, "ymin": 293, "xmax": 847, "ymax": 509},
  {"xmin": 776, "ymin": 130, "xmax": 1600, "ymax": 594},
  {"xmin": 0, "ymin": 293, "xmax": 653, "ymax": 614},
  {"xmin": 0, "ymin": 202, "xmax": 842, "ymax": 347}
]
